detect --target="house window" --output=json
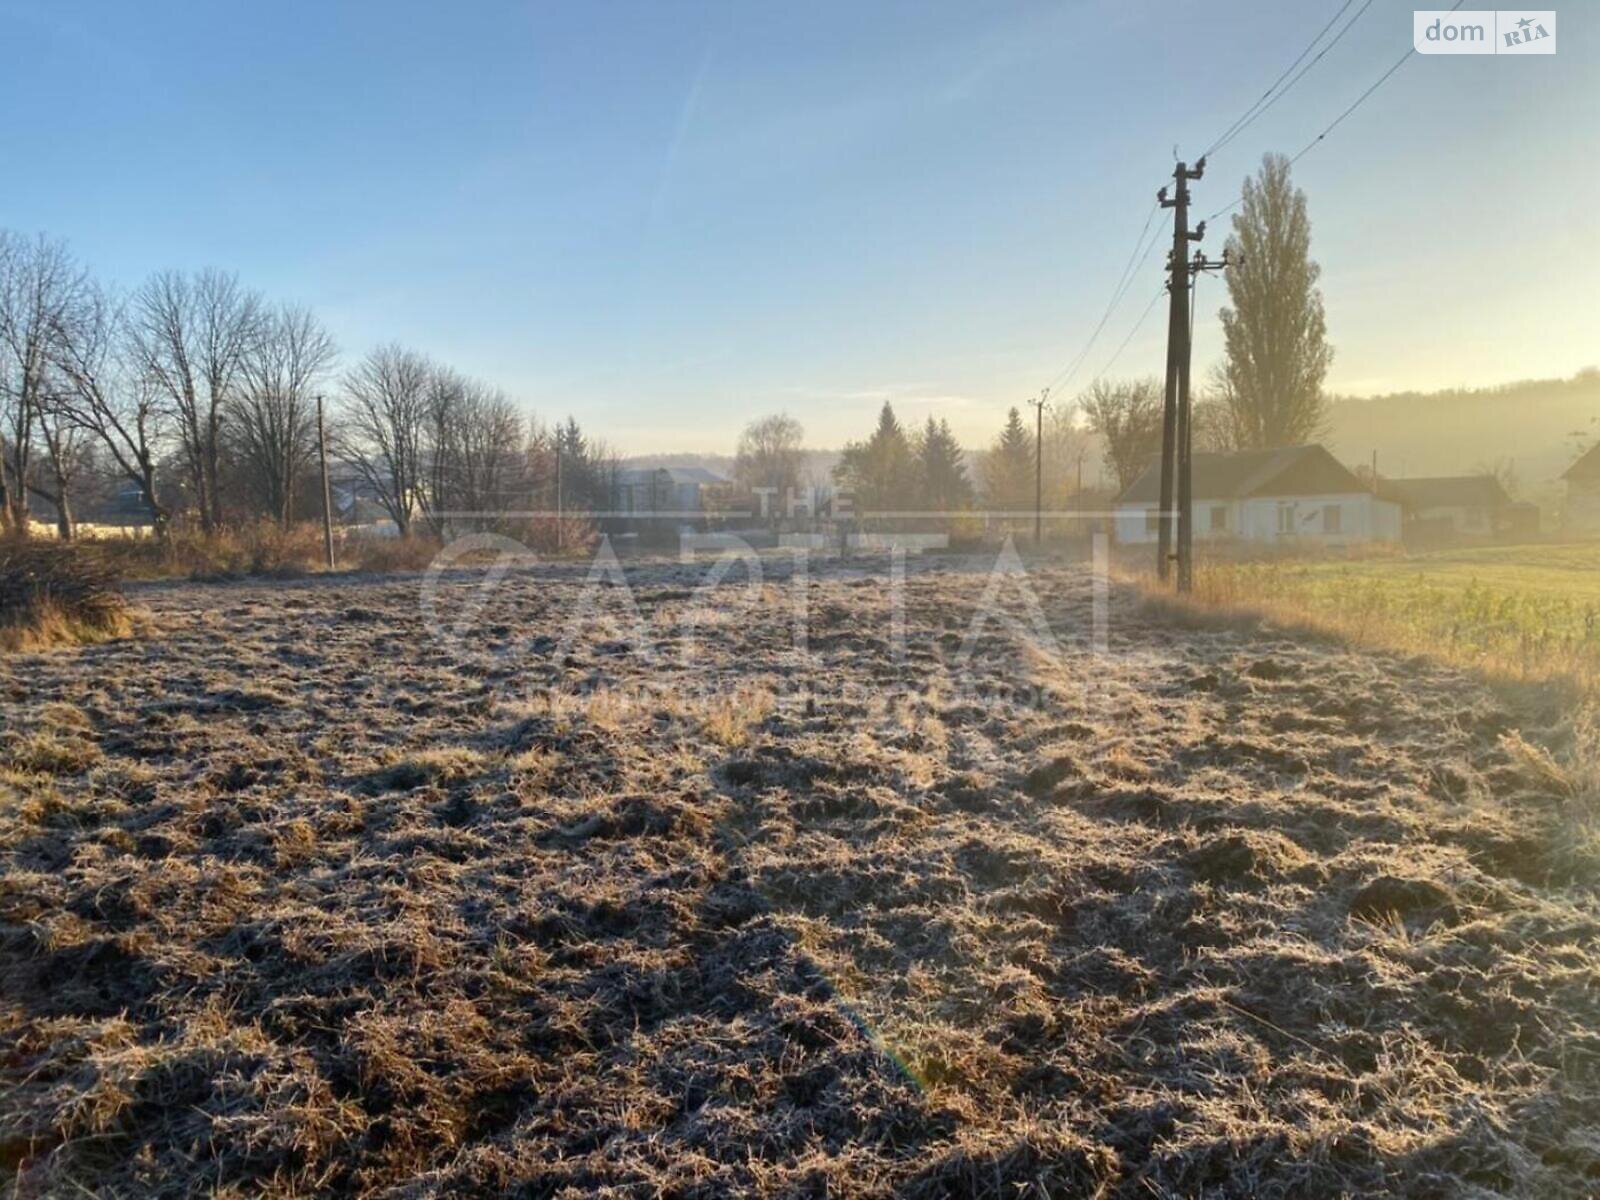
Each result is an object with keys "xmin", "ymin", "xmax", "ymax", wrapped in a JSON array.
[
  {"xmin": 1209, "ymin": 505, "xmax": 1227, "ymax": 532},
  {"xmin": 1277, "ymin": 503, "xmax": 1295, "ymax": 534},
  {"xmin": 1323, "ymin": 504, "xmax": 1342, "ymax": 534},
  {"xmin": 1144, "ymin": 509, "xmax": 1160, "ymax": 536}
]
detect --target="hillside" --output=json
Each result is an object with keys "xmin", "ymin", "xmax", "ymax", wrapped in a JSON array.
[
  {"xmin": 1325, "ymin": 370, "xmax": 1600, "ymax": 496},
  {"xmin": 619, "ymin": 373, "xmax": 1600, "ymax": 513},
  {"xmin": 621, "ymin": 451, "xmax": 844, "ymax": 492}
]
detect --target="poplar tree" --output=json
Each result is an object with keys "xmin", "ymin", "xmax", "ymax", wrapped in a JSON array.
[{"xmin": 1217, "ymin": 153, "xmax": 1333, "ymax": 448}]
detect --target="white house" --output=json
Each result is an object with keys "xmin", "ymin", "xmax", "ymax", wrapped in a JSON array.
[
  {"xmin": 1563, "ymin": 443, "xmax": 1600, "ymax": 534},
  {"xmin": 1114, "ymin": 444, "xmax": 1401, "ymax": 547}
]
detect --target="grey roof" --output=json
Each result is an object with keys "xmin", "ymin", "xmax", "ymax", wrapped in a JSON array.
[
  {"xmin": 1564, "ymin": 442, "xmax": 1600, "ymax": 483},
  {"xmin": 1116, "ymin": 445, "xmax": 1367, "ymax": 504},
  {"xmin": 1380, "ymin": 475, "xmax": 1512, "ymax": 510},
  {"xmin": 617, "ymin": 466, "xmax": 731, "ymax": 486}
]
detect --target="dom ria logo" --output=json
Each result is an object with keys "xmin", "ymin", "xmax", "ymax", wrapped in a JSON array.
[{"xmin": 1414, "ymin": 10, "xmax": 1556, "ymax": 53}]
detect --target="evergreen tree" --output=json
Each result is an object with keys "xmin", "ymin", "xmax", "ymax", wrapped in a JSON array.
[
  {"xmin": 983, "ymin": 406, "xmax": 1034, "ymax": 511},
  {"xmin": 1217, "ymin": 153, "xmax": 1333, "ymax": 448},
  {"xmin": 553, "ymin": 415, "xmax": 612, "ymax": 510},
  {"xmin": 914, "ymin": 416, "xmax": 972, "ymax": 511},
  {"xmin": 832, "ymin": 401, "xmax": 916, "ymax": 519}
]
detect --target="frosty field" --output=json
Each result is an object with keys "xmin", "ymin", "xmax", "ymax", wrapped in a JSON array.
[{"xmin": 2, "ymin": 552, "xmax": 1597, "ymax": 1197}]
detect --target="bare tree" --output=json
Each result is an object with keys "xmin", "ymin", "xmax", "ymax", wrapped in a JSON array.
[
  {"xmin": 232, "ymin": 304, "xmax": 337, "ymax": 526},
  {"xmin": 419, "ymin": 366, "xmax": 465, "ymax": 536},
  {"xmin": 129, "ymin": 269, "xmax": 261, "ymax": 532},
  {"xmin": 1191, "ymin": 385, "xmax": 1241, "ymax": 454},
  {"xmin": 440, "ymin": 381, "xmax": 524, "ymax": 532},
  {"xmin": 735, "ymin": 413, "xmax": 805, "ymax": 519},
  {"xmin": 30, "ymin": 405, "xmax": 92, "ymax": 540},
  {"xmin": 51, "ymin": 282, "xmax": 170, "ymax": 532},
  {"xmin": 338, "ymin": 344, "xmax": 432, "ymax": 537},
  {"xmin": 0, "ymin": 233, "xmax": 85, "ymax": 535},
  {"xmin": 1472, "ymin": 455, "xmax": 1521, "ymax": 499},
  {"xmin": 1041, "ymin": 405, "xmax": 1094, "ymax": 504},
  {"xmin": 1078, "ymin": 377, "xmax": 1164, "ymax": 490}
]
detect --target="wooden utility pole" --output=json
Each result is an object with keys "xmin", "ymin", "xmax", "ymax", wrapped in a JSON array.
[
  {"xmin": 316, "ymin": 393, "xmax": 336, "ymax": 570},
  {"xmin": 1176, "ymin": 251, "xmax": 1198, "ymax": 593},
  {"xmin": 1028, "ymin": 387, "xmax": 1049, "ymax": 546},
  {"xmin": 1158, "ymin": 158, "xmax": 1232, "ymax": 593},
  {"xmin": 554, "ymin": 438, "xmax": 564, "ymax": 552},
  {"xmin": 1178, "ymin": 245, "xmax": 1235, "ymax": 592},
  {"xmin": 1157, "ymin": 160, "xmax": 1202, "ymax": 582}
]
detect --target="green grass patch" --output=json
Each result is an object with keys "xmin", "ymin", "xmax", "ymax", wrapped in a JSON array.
[{"xmin": 1184, "ymin": 542, "xmax": 1600, "ymax": 690}]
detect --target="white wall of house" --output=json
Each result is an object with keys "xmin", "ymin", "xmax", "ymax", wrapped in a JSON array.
[
  {"xmin": 1407, "ymin": 503, "xmax": 1493, "ymax": 536},
  {"xmin": 1115, "ymin": 493, "xmax": 1400, "ymax": 546}
]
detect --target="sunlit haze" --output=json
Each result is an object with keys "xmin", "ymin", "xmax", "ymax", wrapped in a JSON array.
[{"xmin": 0, "ymin": 0, "xmax": 1593, "ymax": 452}]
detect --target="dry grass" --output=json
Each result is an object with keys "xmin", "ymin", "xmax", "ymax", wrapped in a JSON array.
[
  {"xmin": 700, "ymin": 688, "xmax": 777, "ymax": 748},
  {"xmin": 100, "ymin": 521, "xmax": 326, "ymax": 581},
  {"xmin": 1, "ymin": 555, "xmax": 1597, "ymax": 1196},
  {"xmin": 345, "ymin": 534, "xmax": 446, "ymax": 574},
  {"xmin": 1159, "ymin": 544, "xmax": 1600, "ymax": 698},
  {"xmin": 98, "ymin": 522, "xmax": 448, "ymax": 581},
  {"xmin": 0, "ymin": 538, "xmax": 133, "ymax": 652},
  {"xmin": 85, "ymin": 519, "xmax": 602, "ymax": 583}
]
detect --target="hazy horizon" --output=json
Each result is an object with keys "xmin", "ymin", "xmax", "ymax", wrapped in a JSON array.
[{"xmin": 1, "ymin": 0, "xmax": 1593, "ymax": 453}]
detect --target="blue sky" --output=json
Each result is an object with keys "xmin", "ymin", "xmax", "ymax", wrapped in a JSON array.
[{"xmin": 0, "ymin": 1, "xmax": 1593, "ymax": 451}]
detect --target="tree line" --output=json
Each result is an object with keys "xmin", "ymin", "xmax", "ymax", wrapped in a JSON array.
[
  {"xmin": 733, "ymin": 154, "xmax": 1334, "ymax": 514},
  {"xmin": 728, "ymin": 401, "xmax": 1093, "ymax": 524},
  {"xmin": 1, "ymin": 154, "xmax": 1328, "ymax": 540},
  {"xmin": 0, "ymin": 233, "xmax": 613, "ymax": 542}
]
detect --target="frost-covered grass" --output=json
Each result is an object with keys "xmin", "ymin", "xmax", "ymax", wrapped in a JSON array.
[{"xmin": 2, "ymin": 555, "xmax": 1597, "ymax": 1196}]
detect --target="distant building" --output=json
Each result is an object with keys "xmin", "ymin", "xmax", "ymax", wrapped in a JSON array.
[
  {"xmin": 327, "ymin": 463, "xmax": 392, "ymax": 526},
  {"xmin": 1113, "ymin": 445, "xmax": 1400, "ymax": 546},
  {"xmin": 1379, "ymin": 475, "xmax": 1520, "ymax": 543},
  {"xmin": 1563, "ymin": 444, "xmax": 1600, "ymax": 534},
  {"xmin": 102, "ymin": 482, "xmax": 156, "ymax": 526},
  {"xmin": 612, "ymin": 466, "xmax": 732, "ymax": 520}
]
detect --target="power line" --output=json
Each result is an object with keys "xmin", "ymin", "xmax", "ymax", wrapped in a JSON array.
[
  {"xmin": 1201, "ymin": 0, "xmax": 1356, "ymax": 158},
  {"xmin": 1043, "ymin": 0, "xmax": 1435, "ymax": 419},
  {"xmin": 1201, "ymin": 0, "xmax": 1465, "ymax": 224},
  {"xmin": 1086, "ymin": 286, "xmax": 1165, "ymax": 387},
  {"xmin": 1042, "ymin": 201, "xmax": 1161, "ymax": 396},
  {"xmin": 1203, "ymin": 0, "xmax": 1374, "ymax": 160},
  {"xmin": 1288, "ymin": 31, "xmax": 1438, "ymax": 166}
]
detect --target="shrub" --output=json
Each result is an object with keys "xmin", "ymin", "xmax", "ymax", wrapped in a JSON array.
[
  {"xmin": 350, "ymin": 535, "xmax": 443, "ymax": 573},
  {"xmin": 88, "ymin": 519, "xmax": 579, "ymax": 583},
  {"xmin": 105, "ymin": 522, "xmax": 327, "ymax": 581},
  {"xmin": 509, "ymin": 515, "xmax": 595, "ymax": 555},
  {"xmin": 0, "ymin": 537, "xmax": 131, "ymax": 651}
]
